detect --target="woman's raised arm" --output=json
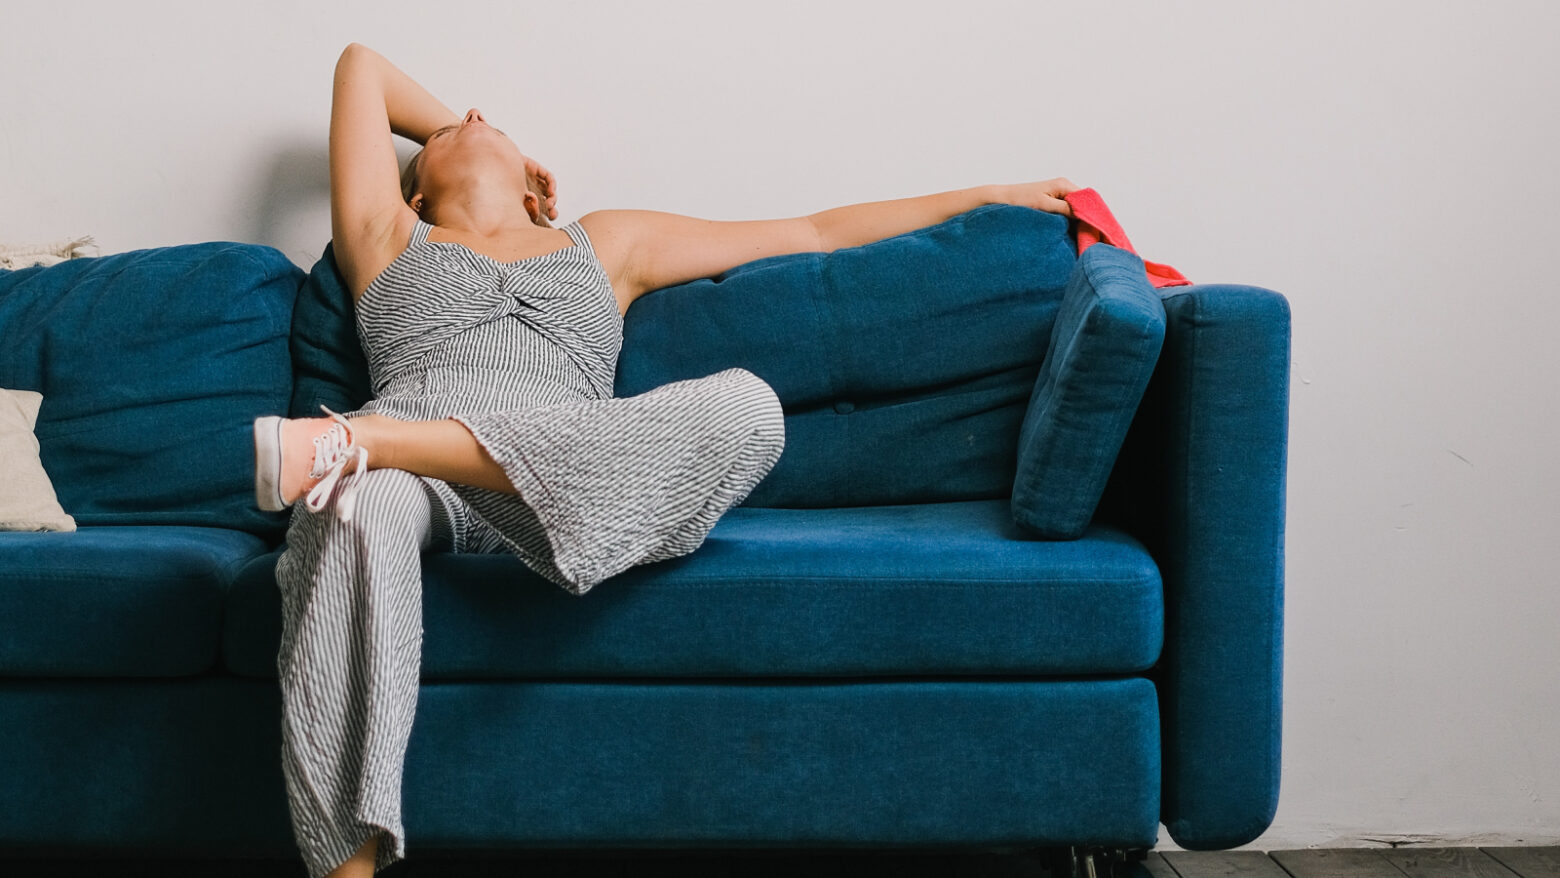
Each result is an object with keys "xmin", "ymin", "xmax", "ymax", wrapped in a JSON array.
[{"xmin": 329, "ymin": 42, "xmax": 460, "ymax": 298}]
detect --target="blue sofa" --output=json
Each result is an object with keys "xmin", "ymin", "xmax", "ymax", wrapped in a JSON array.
[{"xmin": 0, "ymin": 204, "xmax": 1289, "ymax": 868}]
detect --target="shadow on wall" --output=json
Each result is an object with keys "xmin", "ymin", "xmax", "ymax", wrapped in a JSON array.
[{"xmin": 244, "ymin": 141, "xmax": 417, "ymax": 270}]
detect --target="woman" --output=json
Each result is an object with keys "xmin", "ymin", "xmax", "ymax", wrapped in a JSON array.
[{"xmin": 253, "ymin": 41, "xmax": 1079, "ymax": 878}]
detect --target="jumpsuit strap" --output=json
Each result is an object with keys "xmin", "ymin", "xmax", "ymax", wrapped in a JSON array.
[{"xmin": 409, "ymin": 218, "xmax": 433, "ymax": 246}]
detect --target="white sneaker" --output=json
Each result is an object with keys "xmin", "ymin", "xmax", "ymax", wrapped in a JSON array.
[{"xmin": 253, "ymin": 405, "xmax": 370, "ymax": 521}]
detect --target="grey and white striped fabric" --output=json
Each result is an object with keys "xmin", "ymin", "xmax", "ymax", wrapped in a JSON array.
[{"xmin": 273, "ymin": 217, "xmax": 785, "ymax": 877}]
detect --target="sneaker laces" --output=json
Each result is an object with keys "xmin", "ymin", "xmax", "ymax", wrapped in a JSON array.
[{"xmin": 303, "ymin": 405, "xmax": 370, "ymax": 523}]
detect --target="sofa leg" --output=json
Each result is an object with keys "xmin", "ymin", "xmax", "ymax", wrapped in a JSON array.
[{"xmin": 1030, "ymin": 845, "xmax": 1150, "ymax": 878}]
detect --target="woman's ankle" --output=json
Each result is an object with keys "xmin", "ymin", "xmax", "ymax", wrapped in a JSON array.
[{"xmin": 346, "ymin": 414, "xmax": 398, "ymax": 472}]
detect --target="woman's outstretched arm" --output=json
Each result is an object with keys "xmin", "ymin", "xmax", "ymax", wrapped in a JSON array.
[
  {"xmin": 585, "ymin": 177, "xmax": 1081, "ymax": 308},
  {"xmin": 810, "ymin": 178, "xmax": 1078, "ymax": 251}
]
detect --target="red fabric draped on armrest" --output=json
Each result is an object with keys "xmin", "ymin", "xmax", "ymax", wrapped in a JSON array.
[{"xmin": 1064, "ymin": 188, "xmax": 1192, "ymax": 288}]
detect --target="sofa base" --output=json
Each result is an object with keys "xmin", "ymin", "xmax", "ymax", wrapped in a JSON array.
[{"xmin": 0, "ymin": 675, "xmax": 1159, "ymax": 857}]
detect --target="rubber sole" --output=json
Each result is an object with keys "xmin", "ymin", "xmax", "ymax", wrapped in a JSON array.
[{"xmin": 253, "ymin": 415, "xmax": 287, "ymax": 512}]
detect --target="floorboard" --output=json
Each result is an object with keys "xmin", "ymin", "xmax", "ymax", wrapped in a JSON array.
[
  {"xmin": 1382, "ymin": 849, "xmax": 1520, "ymax": 878},
  {"xmin": 1270, "ymin": 848, "xmax": 1407, "ymax": 878},
  {"xmin": 1482, "ymin": 849, "xmax": 1560, "ymax": 878},
  {"xmin": 1145, "ymin": 852, "xmax": 1181, "ymax": 878},
  {"xmin": 1164, "ymin": 851, "xmax": 1293, "ymax": 878}
]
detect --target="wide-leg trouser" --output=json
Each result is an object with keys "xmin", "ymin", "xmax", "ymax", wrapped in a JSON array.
[{"xmin": 273, "ymin": 368, "xmax": 785, "ymax": 877}]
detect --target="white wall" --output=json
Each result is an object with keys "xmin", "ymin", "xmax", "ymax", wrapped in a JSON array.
[{"xmin": 4, "ymin": 0, "xmax": 1557, "ymax": 851}]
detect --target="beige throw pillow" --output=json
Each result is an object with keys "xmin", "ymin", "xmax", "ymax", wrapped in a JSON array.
[{"xmin": 0, "ymin": 388, "xmax": 77, "ymax": 532}]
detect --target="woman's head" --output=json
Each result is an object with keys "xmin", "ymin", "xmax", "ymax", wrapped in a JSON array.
[{"xmin": 400, "ymin": 108, "xmax": 553, "ymax": 229}]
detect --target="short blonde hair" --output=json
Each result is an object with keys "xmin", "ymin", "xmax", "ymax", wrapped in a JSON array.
[{"xmin": 399, "ymin": 146, "xmax": 554, "ymax": 229}]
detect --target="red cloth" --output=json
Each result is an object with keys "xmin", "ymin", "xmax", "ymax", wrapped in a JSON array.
[{"xmin": 1062, "ymin": 188, "xmax": 1191, "ymax": 288}]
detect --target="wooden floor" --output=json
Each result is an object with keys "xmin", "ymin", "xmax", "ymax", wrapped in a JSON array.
[
  {"xmin": 1155, "ymin": 849, "xmax": 1560, "ymax": 878},
  {"xmin": 0, "ymin": 846, "xmax": 1555, "ymax": 878}
]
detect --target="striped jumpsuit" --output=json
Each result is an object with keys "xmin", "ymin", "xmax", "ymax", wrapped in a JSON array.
[{"xmin": 273, "ymin": 217, "xmax": 786, "ymax": 877}]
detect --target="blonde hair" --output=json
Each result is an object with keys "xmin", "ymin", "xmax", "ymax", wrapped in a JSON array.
[{"xmin": 399, "ymin": 146, "xmax": 554, "ymax": 229}]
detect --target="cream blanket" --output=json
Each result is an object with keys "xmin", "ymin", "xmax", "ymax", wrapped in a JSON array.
[{"xmin": 0, "ymin": 236, "xmax": 99, "ymax": 269}]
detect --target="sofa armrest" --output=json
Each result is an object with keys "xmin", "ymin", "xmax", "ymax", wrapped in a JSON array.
[{"xmin": 1097, "ymin": 282, "xmax": 1291, "ymax": 849}]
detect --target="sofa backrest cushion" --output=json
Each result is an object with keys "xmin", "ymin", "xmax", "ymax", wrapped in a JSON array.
[
  {"xmin": 0, "ymin": 244, "xmax": 301, "ymax": 537},
  {"xmin": 616, "ymin": 204, "xmax": 1077, "ymax": 507},
  {"xmin": 289, "ymin": 241, "xmax": 373, "ymax": 418}
]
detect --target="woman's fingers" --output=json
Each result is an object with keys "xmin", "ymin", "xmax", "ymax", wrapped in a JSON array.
[
  {"xmin": 1040, "ymin": 179, "xmax": 1080, "ymax": 215},
  {"xmin": 524, "ymin": 156, "xmax": 561, "ymax": 219},
  {"xmin": 1045, "ymin": 195, "xmax": 1072, "ymax": 217},
  {"xmin": 998, "ymin": 178, "xmax": 1083, "ymax": 215},
  {"xmin": 1050, "ymin": 177, "xmax": 1081, "ymax": 196},
  {"xmin": 541, "ymin": 168, "xmax": 559, "ymax": 218},
  {"xmin": 525, "ymin": 155, "xmax": 559, "ymax": 193}
]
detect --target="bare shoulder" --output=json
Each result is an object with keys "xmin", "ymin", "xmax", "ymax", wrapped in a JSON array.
[
  {"xmin": 578, "ymin": 210, "xmax": 648, "ymax": 314},
  {"xmin": 578, "ymin": 208, "xmax": 819, "ymax": 313},
  {"xmin": 338, "ymin": 207, "xmax": 419, "ymax": 304}
]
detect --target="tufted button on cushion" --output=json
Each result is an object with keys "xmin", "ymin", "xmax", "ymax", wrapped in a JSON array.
[{"xmin": 833, "ymin": 400, "xmax": 855, "ymax": 414}]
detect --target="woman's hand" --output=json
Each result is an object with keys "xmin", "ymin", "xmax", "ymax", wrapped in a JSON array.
[
  {"xmin": 524, "ymin": 154, "xmax": 560, "ymax": 220},
  {"xmin": 991, "ymin": 177, "xmax": 1082, "ymax": 217}
]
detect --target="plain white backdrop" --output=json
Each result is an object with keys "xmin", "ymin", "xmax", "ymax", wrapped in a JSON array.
[{"xmin": 3, "ymin": 0, "xmax": 1557, "ymax": 850}]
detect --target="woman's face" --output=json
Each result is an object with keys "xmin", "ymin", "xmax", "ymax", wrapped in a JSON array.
[{"xmin": 413, "ymin": 107, "xmax": 534, "ymax": 210}]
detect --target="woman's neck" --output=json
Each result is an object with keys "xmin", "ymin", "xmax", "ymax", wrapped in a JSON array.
[{"xmin": 426, "ymin": 178, "xmax": 539, "ymax": 239}]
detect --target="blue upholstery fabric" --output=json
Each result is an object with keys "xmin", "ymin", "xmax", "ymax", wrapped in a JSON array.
[
  {"xmin": 617, "ymin": 204, "xmax": 1077, "ymax": 506},
  {"xmin": 1103, "ymin": 284, "xmax": 1290, "ymax": 849},
  {"xmin": 1012, "ymin": 244, "xmax": 1166, "ymax": 539},
  {"xmin": 0, "ymin": 678, "xmax": 295, "ymax": 853},
  {"xmin": 0, "ymin": 245, "xmax": 300, "ymax": 538},
  {"xmin": 222, "ymin": 499, "xmax": 1164, "ymax": 679},
  {"xmin": 0, "ymin": 526, "xmax": 268, "ymax": 677},
  {"xmin": 0, "ymin": 676, "xmax": 1159, "ymax": 852},
  {"xmin": 288, "ymin": 241, "xmax": 373, "ymax": 419}
]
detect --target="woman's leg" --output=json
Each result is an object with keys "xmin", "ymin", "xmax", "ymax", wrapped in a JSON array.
[
  {"xmin": 275, "ymin": 467, "xmax": 458, "ymax": 878},
  {"xmin": 347, "ymin": 414, "xmax": 517, "ymax": 494},
  {"xmin": 445, "ymin": 367, "xmax": 786, "ymax": 595},
  {"xmin": 325, "ymin": 837, "xmax": 377, "ymax": 878}
]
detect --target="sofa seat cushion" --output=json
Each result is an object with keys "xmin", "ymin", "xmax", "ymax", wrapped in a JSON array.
[
  {"xmin": 223, "ymin": 499, "xmax": 1162, "ymax": 679},
  {"xmin": 0, "ymin": 526, "xmax": 268, "ymax": 677}
]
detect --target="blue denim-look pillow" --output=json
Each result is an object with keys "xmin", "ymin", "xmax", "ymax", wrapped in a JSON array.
[
  {"xmin": 0, "ymin": 243, "xmax": 302, "ymax": 537},
  {"xmin": 618, "ymin": 204, "xmax": 1078, "ymax": 507},
  {"xmin": 288, "ymin": 241, "xmax": 372, "ymax": 418},
  {"xmin": 1012, "ymin": 244, "xmax": 1166, "ymax": 539}
]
